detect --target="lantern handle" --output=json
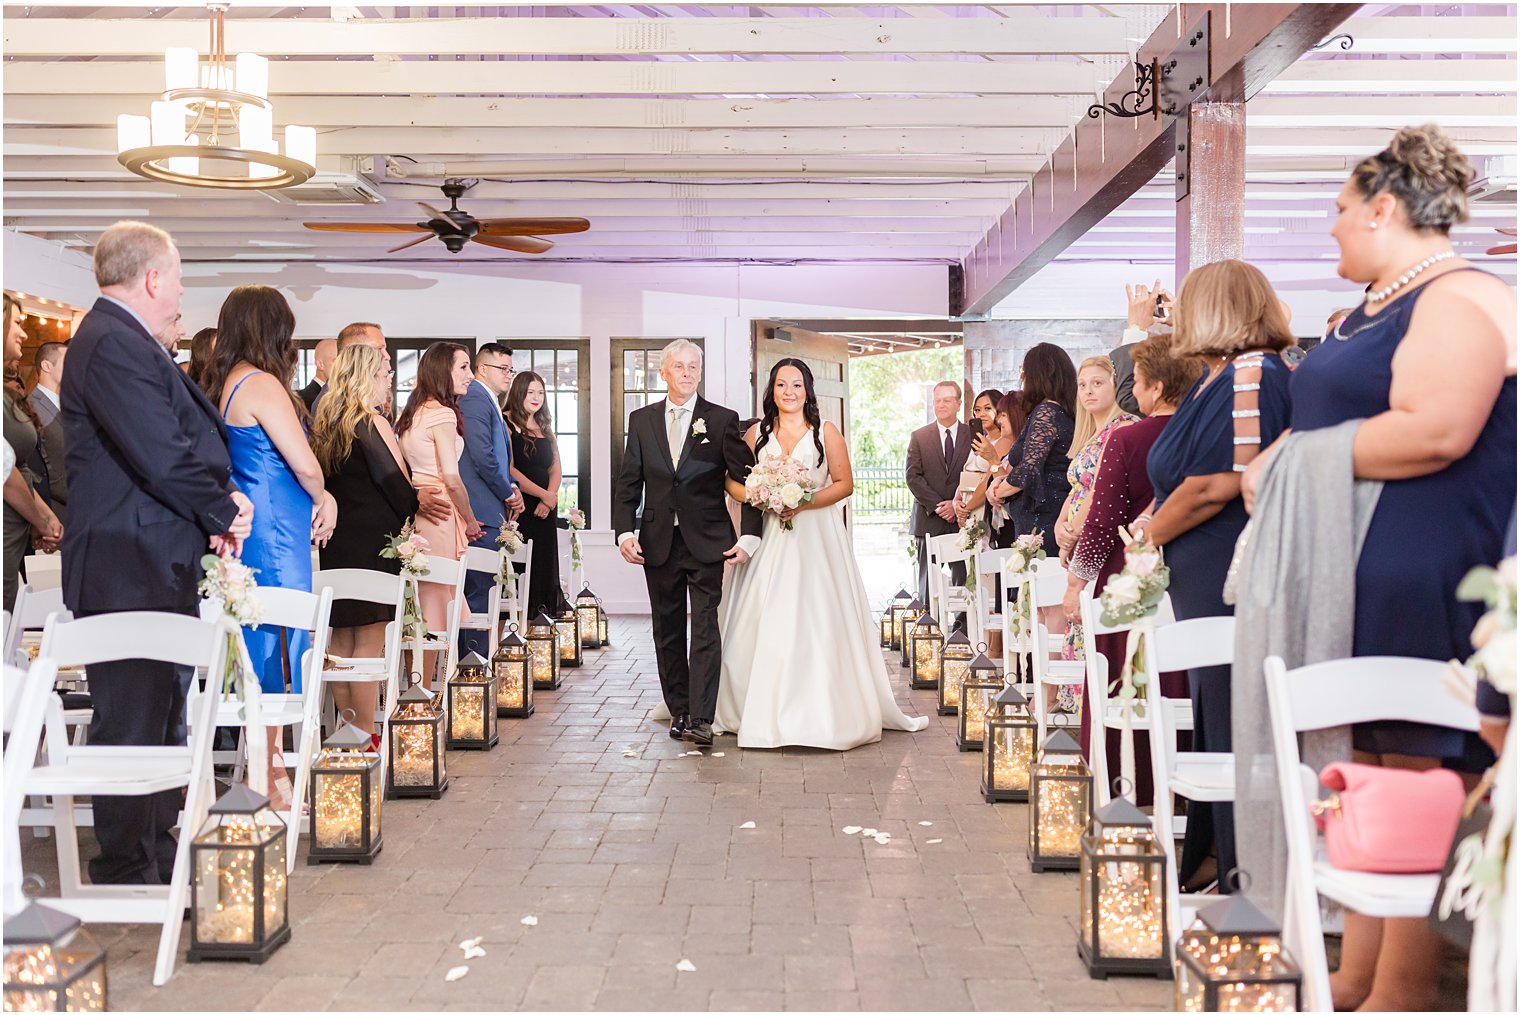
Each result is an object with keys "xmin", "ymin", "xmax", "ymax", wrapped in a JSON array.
[
  {"xmin": 21, "ymin": 872, "xmax": 46, "ymax": 899},
  {"xmin": 1110, "ymin": 776, "xmax": 1135, "ymax": 799},
  {"xmin": 506, "ymin": 622, "xmax": 519, "ymax": 633},
  {"xmin": 338, "ymin": 707, "xmax": 357, "ymax": 725},
  {"xmin": 1227, "ymin": 867, "xmax": 1252, "ymax": 893},
  {"xmin": 977, "ymin": 642, "xmax": 990, "ymax": 654},
  {"xmin": 407, "ymin": 670, "xmax": 424, "ymax": 688}
]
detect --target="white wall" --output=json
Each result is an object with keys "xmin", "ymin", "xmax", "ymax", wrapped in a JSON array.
[{"xmin": 174, "ymin": 259, "xmax": 949, "ymax": 611}]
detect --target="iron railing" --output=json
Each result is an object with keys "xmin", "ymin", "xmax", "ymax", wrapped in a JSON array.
[{"xmin": 852, "ymin": 461, "xmax": 912, "ymax": 517}]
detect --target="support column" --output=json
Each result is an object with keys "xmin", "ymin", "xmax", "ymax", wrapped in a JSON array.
[{"xmin": 1175, "ymin": 94, "xmax": 1246, "ymax": 278}]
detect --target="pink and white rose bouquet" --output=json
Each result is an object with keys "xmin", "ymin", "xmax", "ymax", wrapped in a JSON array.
[{"xmin": 743, "ymin": 456, "xmax": 816, "ymax": 531}]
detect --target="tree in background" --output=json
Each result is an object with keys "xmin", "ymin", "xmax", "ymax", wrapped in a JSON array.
[{"xmin": 848, "ymin": 346, "xmax": 962, "ymax": 466}]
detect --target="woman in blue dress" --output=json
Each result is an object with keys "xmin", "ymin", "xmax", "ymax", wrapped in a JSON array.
[
  {"xmin": 1244, "ymin": 126, "xmax": 1516, "ymax": 1012},
  {"xmin": 1135, "ymin": 260, "xmax": 1295, "ymax": 894},
  {"xmin": 202, "ymin": 285, "xmax": 337, "ymax": 807}
]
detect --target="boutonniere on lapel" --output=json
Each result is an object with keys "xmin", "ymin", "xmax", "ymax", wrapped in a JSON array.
[{"xmin": 691, "ymin": 418, "xmax": 710, "ymax": 443}]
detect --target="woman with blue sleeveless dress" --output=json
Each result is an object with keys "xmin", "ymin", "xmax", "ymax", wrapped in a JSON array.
[
  {"xmin": 204, "ymin": 286, "xmax": 337, "ymax": 805},
  {"xmin": 1244, "ymin": 126, "xmax": 1516, "ymax": 1012},
  {"xmin": 1136, "ymin": 260, "xmax": 1296, "ymax": 894}
]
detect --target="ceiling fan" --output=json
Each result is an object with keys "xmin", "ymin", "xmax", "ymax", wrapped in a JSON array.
[{"xmin": 303, "ymin": 179, "xmax": 589, "ymax": 254}]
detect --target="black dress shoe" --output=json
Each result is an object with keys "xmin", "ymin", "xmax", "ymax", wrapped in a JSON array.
[
  {"xmin": 669, "ymin": 714, "xmax": 688, "ymax": 740},
  {"xmin": 682, "ymin": 720, "xmax": 714, "ymax": 747}
]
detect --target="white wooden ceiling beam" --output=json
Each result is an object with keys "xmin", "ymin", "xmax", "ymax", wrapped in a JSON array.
[
  {"xmin": 4, "ymin": 95, "xmax": 1086, "ymax": 130},
  {"xmin": 1, "ymin": 58, "xmax": 1107, "ymax": 97},
  {"xmin": 1245, "ymin": 95, "xmax": 1516, "ymax": 130},
  {"xmin": 1262, "ymin": 59, "xmax": 1518, "ymax": 95},
  {"xmin": 1332, "ymin": 15, "xmax": 1517, "ymax": 55},
  {"xmin": 6, "ymin": 216, "xmax": 995, "ymax": 235},
  {"xmin": 1, "ymin": 16, "xmax": 1136, "ymax": 56}
]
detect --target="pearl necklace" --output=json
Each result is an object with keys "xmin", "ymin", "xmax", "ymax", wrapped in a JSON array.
[{"xmin": 1366, "ymin": 250, "xmax": 1456, "ymax": 304}]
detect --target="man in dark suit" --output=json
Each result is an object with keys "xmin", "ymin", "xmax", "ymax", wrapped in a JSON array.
[
  {"xmin": 60, "ymin": 221, "xmax": 252, "ymax": 886},
  {"xmin": 27, "ymin": 342, "xmax": 68, "ymax": 516},
  {"xmin": 297, "ymin": 337, "xmax": 336, "ymax": 412},
  {"xmin": 458, "ymin": 341, "xmax": 524, "ymax": 656},
  {"xmin": 614, "ymin": 339, "xmax": 761, "ymax": 747},
  {"xmin": 905, "ymin": 381, "xmax": 971, "ymax": 603}
]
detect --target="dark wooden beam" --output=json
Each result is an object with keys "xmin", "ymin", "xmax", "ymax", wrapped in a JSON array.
[{"xmin": 955, "ymin": 3, "xmax": 1359, "ymax": 317}]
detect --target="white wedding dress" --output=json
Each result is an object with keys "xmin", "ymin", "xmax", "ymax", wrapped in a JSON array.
[{"xmin": 714, "ymin": 428, "xmax": 929, "ymax": 749}]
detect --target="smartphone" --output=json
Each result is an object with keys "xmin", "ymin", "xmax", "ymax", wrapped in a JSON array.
[
  {"xmin": 1155, "ymin": 292, "xmax": 1171, "ymax": 322},
  {"xmin": 968, "ymin": 418, "xmax": 986, "ymax": 441}
]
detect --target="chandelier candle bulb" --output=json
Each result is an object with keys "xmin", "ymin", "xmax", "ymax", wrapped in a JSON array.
[
  {"xmin": 956, "ymin": 645, "xmax": 1003, "ymax": 751},
  {"xmin": 150, "ymin": 100, "xmax": 184, "ymax": 147},
  {"xmin": 1078, "ymin": 794, "xmax": 1170, "ymax": 978},
  {"xmin": 909, "ymin": 611, "xmax": 944, "ymax": 691},
  {"xmin": 164, "ymin": 46, "xmax": 198, "ymax": 93},
  {"xmin": 1028, "ymin": 728, "xmax": 1093, "ymax": 872},
  {"xmin": 116, "ymin": 115, "xmax": 150, "ymax": 155},
  {"xmin": 982, "ymin": 683, "xmax": 1037, "ymax": 802},
  {"xmin": 937, "ymin": 629, "xmax": 974, "ymax": 715},
  {"xmin": 2, "ymin": 903, "xmax": 107, "ymax": 1012},
  {"xmin": 285, "ymin": 126, "xmax": 317, "ymax": 172},
  {"xmin": 186, "ymin": 785, "xmax": 291, "ymax": 964},
  {"xmin": 235, "ymin": 53, "xmax": 269, "ymax": 100},
  {"xmin": 239, "ymin": 104, "xmax": 273, "ymax": 152}
]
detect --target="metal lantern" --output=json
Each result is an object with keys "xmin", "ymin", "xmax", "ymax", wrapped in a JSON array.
[
  {"xmin": 493, "ymin": 624, "xmax": 534, "ymax": 718},
  {"xmin": 1079, "ymin": 793, "xmax": 1169, "ymax": 978},
  {"xmin": 308, "ymin": 718, "xmax": 383, "ymax": 865},
  {"xmin": 446, "ymin": 650, "xmax": 500, "ymax": 750},
  {"xmin": 187, "ymin": 784, "xmax": 290, "ymax": 963},
  {"xmin": 982, "ymin": 683, "xmax": 1038, "ymax": 803},
  {"xmin": 898, "ymin": 596, "xmax": 926, "ymax": 668},
  {"xmin": 956, "ymin": 645, "xmax": 1002, "ymax": 752},
  {"xmin": 555, "ymin": 604, "xmax": 583, "ymax": 668},
  {"xmin": 937, "ymin": 629, "xmax": 975, "ymax": 715},
  {"xmin": 1028, "ymin": 728, "xmax": 1092, "ymax": 872},
  {"xmin": 596, "ymin": 598, "xmax": 610, "ymax": 647},
  {"xmin": 908, "ymin": 611, "xmax": 944, "ymax": 690},
  {"xmin": 1176, "ymin": 892, "xmax": 1303, "ymax": 1012},
  {"xmin": 887, "ymin": 586, "xmax": 913, "ymax": 650},
  {"xmin": 528, "ymin": 611, "xmax": 561, "ymax": 690},
  {"xmin": 576, "ymin": 583, "xmax": 602, "ymax": 649},
  {"xmin": 2, "ymin": 903, "xmax": 106, "ymax": 1012},
  {"xmin": 387, "ymin": 682, "xmax": 448, "ymax": 799},
  {"xmin": 878, "ymin": 606, "xmax": 892, "ymax": 648}
]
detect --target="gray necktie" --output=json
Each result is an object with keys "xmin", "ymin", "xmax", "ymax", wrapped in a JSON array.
[{"xmin": 667, "ymin": 405, "xmax": 687, "ymax": 466}]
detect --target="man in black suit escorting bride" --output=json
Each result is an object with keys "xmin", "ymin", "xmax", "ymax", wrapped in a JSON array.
[{"xmin": 614, "ymin": 340, "xmax": 762, "ymax": 747}]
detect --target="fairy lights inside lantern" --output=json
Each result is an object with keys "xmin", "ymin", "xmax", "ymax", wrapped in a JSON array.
[
  {"xmin": 186, "ymin": 785, "xmax": 290, "ymax": 963},
  {"xmin": 555, "ymin": 604, "xmax": 583, "ymax": 668},
  {"xmin": 528, "ymin": 611, "xmax": 561, "ymax": 690},
  {"xmin": 446, "ymin": 650, "xmax": 499, "ymax": 750},
  {"xmin": 308, "ymin": 717, "xmax": 383, "ymax": 864},
  {"xmin": 1078, "ymin": 791, "xmax": 1169, "ymax": 978},
  {"xmin": 576, "ymin": 583, "xmax": 602, "ymax": 650},
  {"xmin": 908, "ymin": 611, "xmax": 944, "ymax": 691},
  {"xmin": 387, "ymin": 681, "xmax": 448, "ymax": 799},
  {"xmin": 887, "ymin": 586, "xmax": 913, "ymax": 651},
  {"xmin": 1176, "ymin": 888, "xmax": 1302, "ymax": 1011},
  {"xmin": 2, "ymin": 902, "xmax": 106, "ymax": 1012},
  {"xmin": 956, "ymin": 645, "xmax": 1002, "ymax": 752},
  {"xmin": 937, "ymin": 629, "xmax": 974, "ymax": 715},
  {"xmin": 1028, "ymin": 728, "xmax": 1092, "ymax": 872},
  {"xmin": 982, "ymin": 683, "xmax": 1037, "ymax": 802},
  {"xmin": 493, "ymin": 623, "xmax": 534, "ymax": 718}
]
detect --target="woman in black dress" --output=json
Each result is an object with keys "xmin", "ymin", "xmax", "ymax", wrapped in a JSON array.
[
  {"xmin": 504, "ymin": 371, "xmax": 564, "ymax": 617},
  {"xmin": 989, "ymin": 343, "xmax": 1076, "ymax": 557},
  {"xmin": 311, "ymin": 344, "xmax": 418, "ymax": 734}
]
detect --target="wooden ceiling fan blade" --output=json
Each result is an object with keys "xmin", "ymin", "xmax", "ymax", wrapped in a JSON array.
[
  {"xmin": 387, "ymin": 233, "xmax": 437, "ymax": 254},
  {"xmin": 1497, "ymin": 227, "xmax": 1517, "ymax": 236},
  {"xmin": 304, "ymin": 222, "xmax": 430, "ymax": 233},
  {"xmin": 418, "ymin": 202, "xmax": 450, "ymax": 221},
  {"xmin": 477, "ymin": 217, "xmax": 591, "ymax": 237},
  {"xmin": 470, "ymin": 234, "xmax": 554, "ymax": 254},
  {"xmin": 1486, "ymin": 243, "xmax": 1517, "ymax": 255}
]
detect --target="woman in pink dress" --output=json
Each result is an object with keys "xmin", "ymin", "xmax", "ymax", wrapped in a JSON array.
[{"xmin": 396, "ymin": 342, "xmax": 482, "ymax": 684}]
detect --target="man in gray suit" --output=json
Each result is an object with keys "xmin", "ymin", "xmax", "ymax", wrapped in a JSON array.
[
  {"xmin": 27, "ymin": 341, "xmax": 68, "ymax": 516},
  {"xmin": 905, "ymin": 380, "xmax": 971, "ymax": 604}
]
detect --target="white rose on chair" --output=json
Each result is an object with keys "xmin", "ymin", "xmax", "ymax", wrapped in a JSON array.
[
  {"xmin": 1127, "ymin": 548, "xmax": 1162, "ymax": 579},
  {"xmin": 1458, "ymin": 557, "xmax": 1517, "ymax": 694},
  {"xmin": 1104, "ymin": 573, "xmax": 1143, "ymax": 606}
]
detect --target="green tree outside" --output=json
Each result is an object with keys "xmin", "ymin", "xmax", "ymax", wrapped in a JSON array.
[{"xmin": 848, "ymin": 346, "xmax": 963, "ymax": 466}]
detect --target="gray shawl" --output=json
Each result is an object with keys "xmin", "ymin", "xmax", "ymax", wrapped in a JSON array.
[{"xmin": 1227, "ymin": 419, "xmax": 1382, "ymax": 920}]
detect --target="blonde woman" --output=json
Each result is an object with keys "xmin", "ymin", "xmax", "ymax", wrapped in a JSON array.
[
  {"xmin": 1054, "ymin": 357, "xmax": 1136, "ymax": 662},
  {"xmin": 312, "ymin": 344, "xmax": 418, "ymax": 736}
]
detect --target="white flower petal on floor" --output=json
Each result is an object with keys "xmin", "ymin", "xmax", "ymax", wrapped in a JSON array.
[
  {"xmin": 861, "ymin": 828, "xmax": 877, "ymax": 837},
  {"xmin": 445, "ymin": 966, "xmax": 470, "ymax": 982},
  {"xmin": 927, "ymin": 839, "xmax": 943, "ymax": 845},
  {"xmin": 874, "ymin": 834, "xmax": 891, "ymax": 845},
  {"xmin": 464, "ymin": 946, "xmax": 487, "ymax": 960},
  {"xmin": 738, "ymin": 820, "xmax": 756, "ymax": 829},
  {"xmin": 712, "ymin": 752, "xmax": 726, "ymax": 757},
  {"xmin": 520, "ymin": 915, "xmax": 538, "ymax": 927},
  {"xmin": 623, "ymin": 750, "xmax": 638, "ymax": 757},
  {"xmin": 842, "ymin": 826, "xmax": 862, "ymax": 835},
  {"xmin": 918, "ymin": 821, "xmax": 933, "ymax": 827},
  {"xmin": 676, "ymin": 959, "xmax": 697, "ymax": 972},
  {"xmin": 458, "ymin": 937, "xmax": 482, "ymax": 951}
]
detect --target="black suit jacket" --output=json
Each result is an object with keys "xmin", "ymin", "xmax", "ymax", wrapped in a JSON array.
[
  {"xmin": 298, "ymin": 379, "xmax": 322, "ymax": 413},
  {"xmin": 60, "ymin": 298, "xmax": 240, "ymax": 613},
  {"xmin": 26, "ymin": 390, "xmax": 68, "ymax": 515},
  {"xmin": 905, "ymin": 420, "xmax": 972, "ymax": 538},
  {"xmin": 613, "ymin": 395, "xmax": 762, "ymax": 568}
]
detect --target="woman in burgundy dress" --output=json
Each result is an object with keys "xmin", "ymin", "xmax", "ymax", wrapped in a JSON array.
[{"xmin": 1064, "ymin": 335, "xmax": 1201, "ymax": 807}]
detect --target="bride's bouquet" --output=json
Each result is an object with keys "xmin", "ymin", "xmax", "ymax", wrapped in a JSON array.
[{"xmin": 744, "ymin": 457, "xmax": 816, "ymax": 531}]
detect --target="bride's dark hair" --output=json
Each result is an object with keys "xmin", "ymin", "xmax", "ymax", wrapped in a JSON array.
[{"xmin": 757, "ymin": 357, "xmax": 826, "ymax": 466}]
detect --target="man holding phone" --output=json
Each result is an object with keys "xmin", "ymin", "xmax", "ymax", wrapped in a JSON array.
[{"xmin": 1112, "ymin": 280, "xmax": 1172, "ymax": 417}]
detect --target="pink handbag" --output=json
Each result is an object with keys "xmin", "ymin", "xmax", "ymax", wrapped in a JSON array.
[{"xmin": 1311, "ymin": 761, "xmax": 1465, "ymax": 874}]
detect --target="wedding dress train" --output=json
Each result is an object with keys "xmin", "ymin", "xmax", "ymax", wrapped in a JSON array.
[{"xmin": 714, "ymin": 429, "xmax": 928, "ymax": 749}]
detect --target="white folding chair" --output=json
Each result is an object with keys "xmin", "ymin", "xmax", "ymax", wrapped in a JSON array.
[
  {"xmin": 1006, "ymin": 558, "xmax": 1085, "ymax": 743},
  {"xmin": 1075, "ymin": 588, "xmax": 1179, "ymax": 808},
  {"xmin": 6, "ymin": 584, "xmax": 71, "ymax": 669},
  {"xmin": 21, "ymin": 552, "xmax": 62, "ymax": 592},
  {"xmin": 310, "ymin": 568, "xmax": 405, "ymax": 789},
  {"xmin": 460, "ymin": 545, "xmax": 510, "ymax": 650},
  {"xmin": 200, "ymin": 587, "xmax": 334, "ymax": 872},
  {"xmin": 3, "ymin": 657, "xmax": 57, "ymax": 914},
  {"xmin": 927, "ymin": 532, "xmax": 977, "ymax": 639},
  {"xmin": 409, "ymin": 554, "xmax": 468, "ymax": 686},
  {"xmin": 973, "ymin": 546, "xmax": 1010, "ymax": 650},
  {"xmin": 26, "ymin": 611, "xmax": 231, "ymax": 986},
  {"xmin": 1264, "ymin": 654, "xmax": 1479, "ymax": 1013}
]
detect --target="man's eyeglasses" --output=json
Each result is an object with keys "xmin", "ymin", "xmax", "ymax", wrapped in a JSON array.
[{"xmin": 482, "ymin": 363, "xmax": 515, "ymax": 377}]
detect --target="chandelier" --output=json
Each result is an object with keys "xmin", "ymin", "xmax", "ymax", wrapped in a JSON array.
[{"xmin": 116, "ymin": 2, "xmax": 316, "ymax": 190}]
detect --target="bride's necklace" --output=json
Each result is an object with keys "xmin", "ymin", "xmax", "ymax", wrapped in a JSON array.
[{"xmin": 1366, "ymin": 250, "xmax": 1456, "ymax": 305}]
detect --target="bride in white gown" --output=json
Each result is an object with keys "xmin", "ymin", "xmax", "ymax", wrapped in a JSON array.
[{"xmin": 714, "ymin": 358, "xmax": 929, "ymax": 749}]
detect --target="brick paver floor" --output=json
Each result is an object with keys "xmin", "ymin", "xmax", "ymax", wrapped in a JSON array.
[{"xmin": 25, "ymin": 619, "xmax": 1172, "ymax": 1012}]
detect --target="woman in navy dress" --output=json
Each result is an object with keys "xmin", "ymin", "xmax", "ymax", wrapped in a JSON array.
[
  {"xmin": 1244, "ymin": 126, "xmax": 1516, "ymax": 1012},
  {"xmin": 1137, "ymin": 260, "xmax": 1295, "ymax": 893},
  {"xmin": 205, "ymin": 286, "xmax": 337, "ymax": 806}
]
